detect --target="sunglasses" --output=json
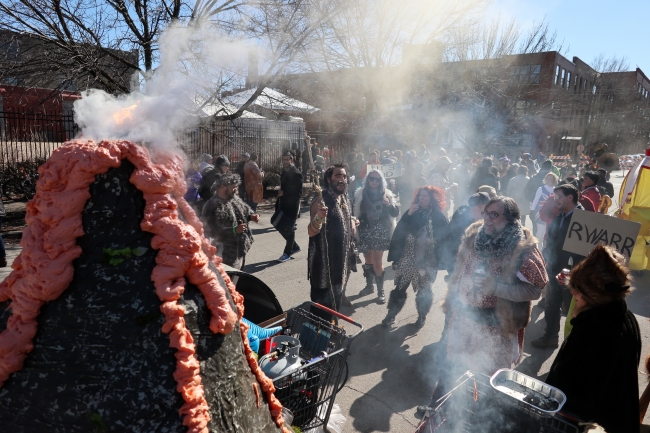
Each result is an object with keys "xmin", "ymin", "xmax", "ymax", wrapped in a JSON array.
[
  {"xmin": 368, "ymin": 177, "xmax": 381, "ymax": 182},
  {"xmin": 481, "ymin": 211, "xmax": 501, "ymax": 220}
]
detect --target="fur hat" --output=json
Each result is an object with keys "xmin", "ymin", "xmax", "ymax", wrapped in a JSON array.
[
  {"xmin": 211, "ymin": 173, "xmax": 241, "ymax": 194},
  {"xmin": 569, "ymin": 244, "xmax": 633, "ymax": 306}
]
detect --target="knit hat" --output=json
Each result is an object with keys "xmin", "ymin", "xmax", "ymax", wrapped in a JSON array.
[
  {"xmin": 477, "ymin": 185, "xmax": 497, "ymax": 198},
  {"xmin": 211, "ymin": 173, "xmax": 240, "ymax": 193},
  {"xmin": 201, "ymin": 153, "xmax": 213, "ymax": 162},
  {"xmin": 215, "ymin": 155, "xmax": 230, "ymax": 167}
]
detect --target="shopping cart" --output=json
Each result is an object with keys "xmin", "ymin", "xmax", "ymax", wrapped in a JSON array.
[
  {"xmin": 263, "ymin": 301, "xmax": 363, "ymax": 431},
  {"xmin": 416, "ymin": 371, "xmax": 582, "ymax": 433}
]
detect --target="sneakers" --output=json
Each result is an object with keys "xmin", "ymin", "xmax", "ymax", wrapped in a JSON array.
[
  {"xmin": 530, "ymin": 335, "xmax": 559, "ymax": 349},
  {"xmin": 277, "ymin": 254, "xmax": 291, "ymax": 263},
  {"xmin": 291, "ymin": 246, "xmax": 301, "ymax": 255}
]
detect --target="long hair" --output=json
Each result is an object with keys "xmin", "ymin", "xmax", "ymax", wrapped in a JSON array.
[
  {"xmin": 411, "ymin": 185, "xmax": 445, "ymax": 212},
  {"xmin": 362, "ymin": 169, "xmax": 387, "ymax": 191}
]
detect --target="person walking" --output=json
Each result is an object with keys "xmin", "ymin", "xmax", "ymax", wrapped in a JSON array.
[
  {"xmin": 523, "ymin": 160, "xmax": 553, "ymax": 234},
  {"xmin": 506, "ymin": 166, "xmax": 530, "ymax": 224},
  {"xmin": 544, "ymin": 245, "xmax": 640, "ymax": 433},
  {"xmin": 532, "ymin": 184, "xmax": 585, "ymax": 349},
  {"xmin": 244, "ymin": 154, "xmax": 264, "ymax": 212},
  {"xmin": 276, "ymin": 151, "xmax": 304, "ymax": 263},
  {"xmin": 235, "ymin": 152, "xmax": 250, "ymax": 200},
  {"xmin": 196, "ymin": 154, "xmax": 231, "ymax": 213},
  {"xmin": 307, "ymin": 164, "xmax": 357, "ymax": 315},
  {"xmin": 354, "ymin": 169, "xmax": 399, "ymax": 303},
  {"xmin": 201, "ymin": 173, "xmax": 260, "ymax": 270},
  {"xmin": 468, "ymin": 158, "xmax": 498, "ymax": 193},
  {"xmin": 383, "ymin": 186, "xmax": 449, "ymax": 328},
  {"xmin": 530, "ymin": 172, "xmax": 558, "ymax": 242},
  {"xmin": 198, "ymin": 153, "xmax": 214, "ymax": 174}
]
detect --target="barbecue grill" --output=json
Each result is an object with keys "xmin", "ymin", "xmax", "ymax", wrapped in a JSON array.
[{"xmin": 415, "ymin": 371, "xmax": 581, "ymax": 433}]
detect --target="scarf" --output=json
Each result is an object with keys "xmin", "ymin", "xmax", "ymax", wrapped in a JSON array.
[
  {"xmin": 362, "ymin": 186, "xmax": 385, "ymax": 221},
  {"xmin": 474, "ymin": 222, "xmax": 523, "ymax": 260}
]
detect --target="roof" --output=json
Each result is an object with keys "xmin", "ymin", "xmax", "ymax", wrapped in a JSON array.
[
  {"xmin": 194, "ymin": 98, "xmax": 266, "ymax": 119},
  {"xmin": 224, "ymin": 87, "xmax": 319, "ymax": 114}
]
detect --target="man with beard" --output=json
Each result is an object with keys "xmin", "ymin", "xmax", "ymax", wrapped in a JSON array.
[
  {"xmin": 276, "ymin": 151, "xmax": 304, "ymax": 262},
  {"xmin": 308, "ymin": 164, "xmax": 357, "ymax": 314},
  {"xmin": 202, "ymin": 173, "xmax": 260, "ymax": 270}
]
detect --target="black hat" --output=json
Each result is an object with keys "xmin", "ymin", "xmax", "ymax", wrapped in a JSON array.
[
  {"xmin": 215, "ymin": 155, "xmax": 230, "ymax": 167},
  {"xmin": 468, "ymin": 192, "xmax": 490, "ymax": 207}
]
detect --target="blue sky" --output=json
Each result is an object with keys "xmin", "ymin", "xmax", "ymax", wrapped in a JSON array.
[{"xmin": 489, "ymin": 0, "xmax": 650, "ymax": 74}]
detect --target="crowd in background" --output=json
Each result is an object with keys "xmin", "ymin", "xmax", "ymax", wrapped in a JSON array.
[{"xmin": 181, "ymin": 141, "xmax": 643, "ymax": 432}]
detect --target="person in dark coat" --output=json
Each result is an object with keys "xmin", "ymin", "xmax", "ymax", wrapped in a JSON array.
[
  {"xmin": 235, "ymin": 152, "xmax": 250, "ymax": 200},
  {"xmin": 597, "ymin": 168, "xmax": 615, "ymax": 198},
  {"xmin": 276, "ymin": 151, "xmax": 304, "ymax": 262},
  {"xmin": 545, "ymin": 244, "xmax": 641, "ymax": 433},
  {"xmin": 468, "ymin": 158, "xmax": 498, "ymax": 194},
  {"xmin": 440, "ymin": 192, "xmax": 490, "ymax": 277},
  {"xmin": 532, "ymin": 183, "xmax": 585, "ymax": 348}
]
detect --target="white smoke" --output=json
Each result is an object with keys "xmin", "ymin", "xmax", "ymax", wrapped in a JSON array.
[{"xmin": 73, "ymin": 21, "xmax": 249, "ymax": 150}]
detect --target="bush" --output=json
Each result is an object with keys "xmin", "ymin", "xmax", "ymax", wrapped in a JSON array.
[{"xmin": 263, "ymin": 172, "xmax": 281, "ymax": 188}]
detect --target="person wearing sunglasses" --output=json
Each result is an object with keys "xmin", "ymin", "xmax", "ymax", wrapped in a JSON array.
[{"xmin": 353, "ymin": 169, "xmax": 399, "ymax": 303}]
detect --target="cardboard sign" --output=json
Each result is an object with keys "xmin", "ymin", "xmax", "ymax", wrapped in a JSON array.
[
  {"xmin": 367, "ymin": 163, "xmax": 402, "ymax": 179},
  {"xmin": 562, "ymin": 209, "xmax": 641, "ymax": 260}
]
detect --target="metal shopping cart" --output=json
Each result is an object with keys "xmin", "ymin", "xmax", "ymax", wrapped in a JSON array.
[
  {"xmin": 262, "ymin": 301, "xmax": 363, "ymax": 431},
  {"xmin": 416, "ymin": 371, "xmax": 582, "ymax": 433}
]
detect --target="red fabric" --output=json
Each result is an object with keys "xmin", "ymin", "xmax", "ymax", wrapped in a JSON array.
[
  {"xmin": 579, "ymin": 196, "xmax": 596, "ymax": 212},
  {"xmin": 582, "ymin": 187, "xmax": 601, "ymax": 210}
]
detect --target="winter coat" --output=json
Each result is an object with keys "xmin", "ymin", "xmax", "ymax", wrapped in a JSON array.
[
  {"xmin": 543, "ymin": 207, "xmax": 585, "ymax": 275},
  {"xmin": 523, "ymin": 169, "xmax": 551, "ymax": 204},
  {"xmin": 545, "ymin": 300, "xmax": 641, "ymax": 433},
  {"xmin": 387, "ymin": 207, "xmax": 448, "ymax": 265},
  {"xmin": 581, "ymin": 186, "xmax": 601, "ymax": 211},
  {"xmin": 279, "ymin": 165, "xmax": 303, "ymax": 219},
  {"xmin": 468, "ymin": 167, "xmax": 498, "ymax": 193},
  {"xmin": 353, "ymin": 187, "xmax": 398, "ymax": 238},
  {"xmin": 506, "ymin": 174, "xmax": 530, "ymax": 211},
  {"xmin": 440, "ymin": 205, "xmax": 474, "ymax": 272},
  {"xmin": 244, "ymin": 161, "xmax": 264, "ymax": 203},
  {"xmin": 201, "ymin": 195, "xmax": 254, "ymax": 267},
  {"xmin": 444, "ymin": 222, "xmax": 546, "ymax": 336}
]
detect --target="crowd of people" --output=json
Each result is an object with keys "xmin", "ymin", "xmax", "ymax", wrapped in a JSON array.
[{"xmin": 184, "ymin": 143, "xmax": 644, "ymax": 432}]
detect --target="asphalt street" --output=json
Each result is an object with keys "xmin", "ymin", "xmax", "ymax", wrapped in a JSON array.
[
  {"xmin": 0, "ymin": 169, "xmax": 647, "ymax": 432},
  {"xmin": 241, "ymin": 169, "xmax": 650, "ymax": 433}
]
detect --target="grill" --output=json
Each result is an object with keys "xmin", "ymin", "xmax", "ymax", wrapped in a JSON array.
[{"xmin": 415, "ymin": 371, "xmax": 581, "ymax": 433}]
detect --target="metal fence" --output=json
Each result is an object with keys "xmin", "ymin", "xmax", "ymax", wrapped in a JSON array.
[
  {"xmin": 0, "ymin": 111, "xmax": 361, "ymax": 173},
  {"xmin": 0, "ymin": 111, "xmax": 78, "ymax": 168},
  {"xmin": 177, "ymin": 119, "xmax": 307, "ymax": 173}
]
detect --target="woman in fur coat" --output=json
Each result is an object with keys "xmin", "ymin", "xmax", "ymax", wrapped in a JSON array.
[
  {"xmin": 443, "ymin": 196, "xmax": 548, "ymax": 375},
  {"xmin": 353, "ymin": 169, "xmax": 399, "ymax": 303},
  {"xmin": 545, "ymin": 245, "xmax": 640, "ymax": 433},
  {"xmin": 383, "ymin": 186, "xmax": 448, "ymax": 328}
]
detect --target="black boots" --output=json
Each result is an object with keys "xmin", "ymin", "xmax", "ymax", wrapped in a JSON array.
[
  {"xmin": 382, "ymin": 284, "xmax": 407, "ymax": 326},
  {"xmin": 375, "ymin": 271, "xmax": 385, "ymax": 304},
  {"xmin": 360, "ymin": 264, "xmax": 375, "ymax": 295}
]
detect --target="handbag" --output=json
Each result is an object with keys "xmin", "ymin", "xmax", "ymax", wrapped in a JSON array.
[{"xmin": 271, "ymin": 197, "xmax": 296, "ymax": 235}]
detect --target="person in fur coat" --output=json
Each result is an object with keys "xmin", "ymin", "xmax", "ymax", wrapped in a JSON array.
[
  {"xmin": 443, "ymin": 197, "xmax": 548, "ymax": 374},
  {"xmin": 353, "ymin": 169, "xmax": 399, "ymax": 303},
  {"xmin": 202, "ymin": 173, "xmax": 260, "ymax": 269}
]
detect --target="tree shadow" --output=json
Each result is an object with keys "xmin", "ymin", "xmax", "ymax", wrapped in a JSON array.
[{"xmin": 250, "ymin": 226, "xmax": 277, "ymax": 236}]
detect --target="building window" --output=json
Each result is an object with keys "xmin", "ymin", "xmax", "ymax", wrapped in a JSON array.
[
  {"xmin": 566, "ymin": 72, "xmax": 571, "ymax": 90},
  {"xmin": 516, "ymin": 99, "xmax": 538, "ymax": 111},
  {"xmin": 554, "ymin": 65, "xmax": 560, "ymax": 85},
  {"xmin": 510, "ymin": 64, "xmax": 541, "ymax": 84},
  {"xmin": 560, "ymin": 69, "xmax": 566, "ymax": 87},
  {"xmin": 574, "ymin": 75, "xmax": 579, "ymax": 93}
]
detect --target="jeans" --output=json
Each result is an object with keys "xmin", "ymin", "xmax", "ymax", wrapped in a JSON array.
[
  {"xmin": 543, "ymin": 274, "xmax": 573, "ymax": 338},
  {"xmin": 280, "ymin": 228, "xmax": 299, "ymax": 256},
  {"xmin": 529, "ymin": 210, "xmax": 537, "ymax": 235}
]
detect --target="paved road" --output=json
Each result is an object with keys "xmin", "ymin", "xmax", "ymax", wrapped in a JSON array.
[{"xmin": 1, "ymin": 169, "xmax": 648, "ymax": 432}]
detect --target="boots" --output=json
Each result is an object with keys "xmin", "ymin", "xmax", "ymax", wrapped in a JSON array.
[
  {"xmin": 415, "ymin": 286, "xmax": 433, "ymax": 328},
  {"xmin": 382, "ymin": 284, "xmax": 407, "ymax": 326},
  {"xmin": 375, "ymin": 271, "xmax": 386, "ymax": 304},
  {"xmin": 360, "ymin": 264, "xmax": 375, "ymax": 295}
]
